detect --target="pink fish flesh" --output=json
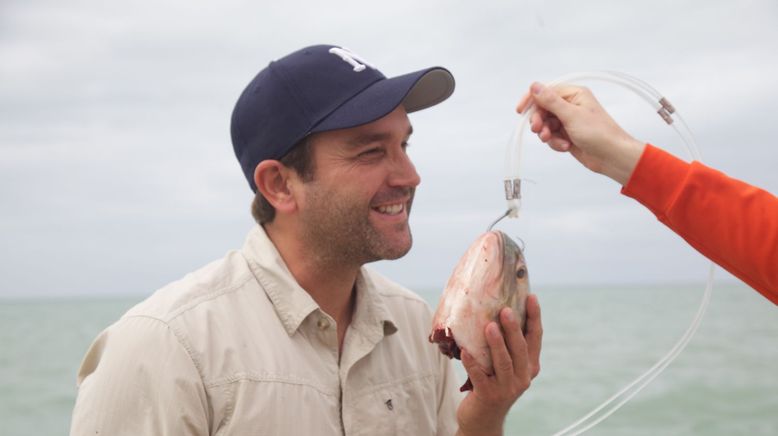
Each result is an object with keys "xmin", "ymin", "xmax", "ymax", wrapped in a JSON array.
[{"xmin": 429, "ymin": 230, "xmax": 529, "ymax": 391}]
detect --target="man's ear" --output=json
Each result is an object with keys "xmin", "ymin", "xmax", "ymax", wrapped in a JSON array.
[{"xmin": 254, "ymin": 160, "xmax": 298, "ymax": 215}]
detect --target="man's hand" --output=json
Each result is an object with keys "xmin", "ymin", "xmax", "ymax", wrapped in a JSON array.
[
  {"xmin": 516, "ymin": 82, "xmax": 646, "ymax": 186},
  {"xmin": 455, "ymin": 294, "xmax": 542, "ymax": 436}
]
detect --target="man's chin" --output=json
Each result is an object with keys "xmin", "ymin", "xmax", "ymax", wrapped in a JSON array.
[
  {"xmin": 380, "ymin": 248, "xmax": 410, "ymax": 261},
  {"xmin": 376, "ymin": 233, "xmax": 413, "ymax": 261}
]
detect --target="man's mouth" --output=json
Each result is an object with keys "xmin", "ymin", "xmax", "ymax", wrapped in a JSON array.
[{"xmin": 373, "ymin": 202, "xmax": 405, "ymax": 216}]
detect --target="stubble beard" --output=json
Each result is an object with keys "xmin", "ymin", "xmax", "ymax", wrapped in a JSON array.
[{"xmin": 300, "ymin": 186, "xmax": 415, "ymax": 268}]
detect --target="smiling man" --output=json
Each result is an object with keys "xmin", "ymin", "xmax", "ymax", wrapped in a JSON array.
[{"xmin": 70, "ymin": 45, "xmax": 542, "ymax": 436}]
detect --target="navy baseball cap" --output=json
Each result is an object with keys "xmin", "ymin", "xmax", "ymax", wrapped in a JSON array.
[{"xmin": 230, "ymin": 44, "xmax": 455, "ymax": 192}]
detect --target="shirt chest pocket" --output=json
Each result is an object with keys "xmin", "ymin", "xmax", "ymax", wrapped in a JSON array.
[{"xmin": 346, "ymin": 375, "xmax": 438, "ymax": 436}]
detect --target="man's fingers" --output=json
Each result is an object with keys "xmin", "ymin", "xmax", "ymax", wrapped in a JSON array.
[
  {"xmin": 499, "ymin": 307, "xmax": 530, "ymax": 379},
  {"xmin": 539, "ymin": 125, "xmax": 553, "ymax": 142},
  {"xmin": 534, "ymin": 123, "xmax": 570, "ymax": 151},
  {"xmin": 460, "ymin": 348, "xmax": 489, "ymax": 389},
  {"xmin": 547, "ymin": 116, "xmax": 562, "ymax": 132},
  {"xmin": 487, "ymin": 317, "xmax": 523, "ymax": 382},
  {"xmin": 548, "ymin": 137, "xmax": 571, "ymax": 152},
  {"xmin": 516, "ymin": 91, "xmax": 532, "ymax": 114},
  {"xmin": 531, "ymin": 82, "xmax": 577, "ymax": 122},
  {"xmin": 530, "ymin": 113, "xmax": 542, "ymax": 133},
  {"xmin": 530, "ymin": 109, "xmax": 549, "ymax": 133},
  {"xmin": 524, "ymin": 294, "xmax": 543, "ymax": 378}
]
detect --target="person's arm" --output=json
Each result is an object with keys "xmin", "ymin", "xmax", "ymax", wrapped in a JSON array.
[
  {"xmin": 70, "ymin": 316, "xmax": 210, "ymax": 436},
  {"xmin": 623, "ymin": 145, "xmax": 778, "ymax": 303},
  {"xmin": 455, "ymin": 294, "xmax": 542, "ymax": 436},
  {"xmin": 517, "ymin": 82, "xmax": 778, "ymax": 304}
]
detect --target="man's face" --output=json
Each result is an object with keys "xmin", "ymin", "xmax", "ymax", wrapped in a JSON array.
[{"xmin": 296, "ymin": 106, "xmax": 420, "ymax": 266}]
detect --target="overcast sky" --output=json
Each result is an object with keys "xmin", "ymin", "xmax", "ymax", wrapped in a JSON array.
[{"xmin": 2, "ymin": 0, "xmax": 776, "ymax": 297}]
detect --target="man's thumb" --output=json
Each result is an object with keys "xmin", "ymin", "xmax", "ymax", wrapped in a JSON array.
[{"xmin": 530, "ymin": 82, "xmax": 572, "ymax": 120}]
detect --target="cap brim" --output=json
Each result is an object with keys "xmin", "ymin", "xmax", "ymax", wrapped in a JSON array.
[{"xmin": 310, "ymin": 67, "xmax": 455, "ymax": 134}]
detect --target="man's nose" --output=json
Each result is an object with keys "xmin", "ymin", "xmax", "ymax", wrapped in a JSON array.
[{"xmin": 389, "ymin": 150, "xmax": 421, "ymax": 188}]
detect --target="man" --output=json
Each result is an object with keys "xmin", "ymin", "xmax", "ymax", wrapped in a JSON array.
[{"xmin": 70, "ymin": 45, "xmax": 542, "ymax": 435}]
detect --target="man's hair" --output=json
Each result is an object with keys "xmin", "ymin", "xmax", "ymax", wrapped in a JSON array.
[{"xmin": 251, "ymin": 137, "xmax": 315, "ymax": 224}]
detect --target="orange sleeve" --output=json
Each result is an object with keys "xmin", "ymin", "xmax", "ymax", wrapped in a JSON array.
[{"xmin": 621, "ymin": 144, "xmax": 778, "ymax": 305}]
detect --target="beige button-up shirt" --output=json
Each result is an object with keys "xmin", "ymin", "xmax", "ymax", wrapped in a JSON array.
[{"xmin": 70, "ymin": 226, "xmax": 461, "ymax": 435}]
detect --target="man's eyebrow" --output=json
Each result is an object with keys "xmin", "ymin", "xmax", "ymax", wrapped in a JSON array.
[{"xmin": 347, "ymin": 126, "xmax": 414, "ymax": 147}]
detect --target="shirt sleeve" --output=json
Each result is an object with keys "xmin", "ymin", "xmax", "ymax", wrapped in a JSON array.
[
  {"xmin": 70, "ymin": 316, "xmax": 210, "ymax": 436},
  {"xmin": 621, "ymin": 144, "xmax": 778, "ymax": 304}
]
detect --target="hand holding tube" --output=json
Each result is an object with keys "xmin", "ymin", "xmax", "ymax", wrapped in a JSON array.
[{"xmin": 516, "ymin": 82, "xmax": 646, "ymax": 185}]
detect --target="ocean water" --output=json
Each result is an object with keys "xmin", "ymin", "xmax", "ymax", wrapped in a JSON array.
[{"xmin": 1, "ymin": 283, "xmax": 776, "ymax": 435}]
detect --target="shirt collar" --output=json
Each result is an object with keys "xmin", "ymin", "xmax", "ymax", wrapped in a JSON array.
[
  {"xmin": 241, "ymin": 225, "xmax": 398, "ymax": 338},
  {"xmin": 353, "ymin": 269, "xmax": 398, "ymax": 340}
]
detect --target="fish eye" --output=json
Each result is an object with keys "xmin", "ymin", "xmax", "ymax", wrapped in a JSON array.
[{"xmin": 516, "ymin": 268, "xmax": 526, "ymax": 279}]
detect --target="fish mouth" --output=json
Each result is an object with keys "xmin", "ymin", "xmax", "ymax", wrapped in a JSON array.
[
  {"xmin": 429, "ymin": 327, "xmax": 474, "ymax": 392},
  {"xmin": 430, "ymin": 327, "xmax": 461, "ymax": 359}
]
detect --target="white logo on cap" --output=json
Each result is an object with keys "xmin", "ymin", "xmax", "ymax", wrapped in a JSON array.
[{"xmin": 328, "ymin": 47, "xmax": 376, "ymax": 72}]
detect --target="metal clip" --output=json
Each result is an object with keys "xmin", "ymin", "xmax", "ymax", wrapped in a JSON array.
[
  {"xmin": 659, "ymin": 97, "xmax": 676, "ymax": 114},
  {"xmin": 657, "ymin": 108, "xmax": 674, "ymax": 125},
  {"xmin": 504, "ymin": 179, "xmax": 521, "ymax": 200}
]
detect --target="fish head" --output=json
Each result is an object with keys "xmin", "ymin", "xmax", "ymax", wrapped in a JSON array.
[
  {"xmin": 499, "ymin": 233, "xmax": 529, "ymax": 329},
  {"xmin": 429, "ymin": 230, "xmax": 530, "ymax": 391}
]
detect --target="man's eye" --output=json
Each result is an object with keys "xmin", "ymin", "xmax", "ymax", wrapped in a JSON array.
[{"xmin": 359, "ymin": 148, "xmax": 383, "ymax": 157}]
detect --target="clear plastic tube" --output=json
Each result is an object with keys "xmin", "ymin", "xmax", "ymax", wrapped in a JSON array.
[
  {"xmin": 550, "ymin": 264, "xmax": 714, "ymax": 436},
  {"xmin": 504, "ymin": 71, "xmax": 702, "ymax": 217},
  {"xmin": 502, "ymin": 71, "xmax": 713, "ymax": 435}
]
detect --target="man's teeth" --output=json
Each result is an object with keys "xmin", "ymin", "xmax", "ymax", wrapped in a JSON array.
[{"xmin": 376, "ymin": 203, "xmax": 404, "ymax": 215}]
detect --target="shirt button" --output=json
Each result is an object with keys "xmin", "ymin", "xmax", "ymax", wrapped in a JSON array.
[{"xmin": 317, "ymin": 317, "xmax": 331, "ymax": 330}]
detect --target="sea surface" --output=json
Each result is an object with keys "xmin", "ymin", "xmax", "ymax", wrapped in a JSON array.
[{"xmin": 1, "ymin": 282, "xmax": 776, "ymax": 435}]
